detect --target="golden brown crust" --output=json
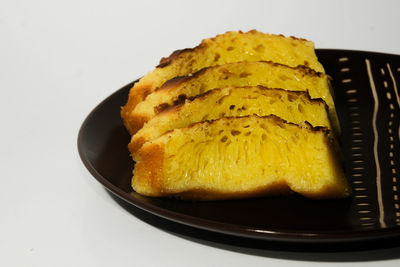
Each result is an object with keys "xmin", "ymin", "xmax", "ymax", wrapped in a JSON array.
[
  {"xmin": 178, "ymin": 114, "xmax": 330, "ymax": 135},
  {"xmin": 124, "ymin": 113, "xmax": 151, "ymax": 136},
  {"xmin": 155, "ymin": 30, "xmax": 312, "ymax": 69},
  {"xmin": 121, "ymin": 83, "xmax": 152, "ymax": 134},
  {"xmin": 128, "ymin": 135, "xmax": 147, "ymax": 160},
  {"xmin": 157, "ymin": 48, "xmax": 194, "ymax": 68},
  {"xmin": 133, "ymin": 143, "xmax": 164, "ymax": 195},
  {"xmin": 292, "ymin": 64, "xmax": 324, "ymax": 77},
  {"xmin": 155, "ymin": 61, "xmax": 325, "ymax": 93},
  {"xmin": 154, "ymin": 94, "xmax": 188, "ymax": 114},
  {"xmin": 124, "ymin": 84, "xmax": 152, "ymax": 113},
  {"xmin": 127, "ymin": 94, "xmax": 188, "ymax": 134},
  {"xmin": 154, "ymin": 85, "xmax": 327, "ymax": 118},
  {"xmin": 195, "ymin": 86, "xmax": 326, "ymax": 106},
  {"xmin": 149, "ymin": 114, "xmax": 330, "ymax": 141},
  {"xmin": 153, "ymin": 85, "xmax": 327, "ymax": 117},
  {"xmin": 155, "ymin": 75, "xmax": 191, "ymax": 91}
]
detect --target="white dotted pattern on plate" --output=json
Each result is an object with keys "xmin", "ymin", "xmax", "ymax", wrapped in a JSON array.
[
  {"xmin": 339, "ymin": 57, "xmax": 377, "ymax": 229},
  {"xmin": 381, "ymin": 63, "xmax": 400, "ymax": 226}
]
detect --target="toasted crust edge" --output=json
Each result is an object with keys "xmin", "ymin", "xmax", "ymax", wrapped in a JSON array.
[
  {"xmin": 156, "ymin": 61, "xmax": 325, "ymax": 94},
  {"xmin": 156, "ymin": 30, "xmax": 312, "ymax": 68},
  {"xmin": 121, "ymin": 83, "xmax": 153, "ymax": 135},
  {"xmin": 176, "ymin": 114, "xmax": 330, "ymax": 135},
  {"xmin": 156, "ymin": 85, "xmax": 327, "ymax": 114},
  {"xmin": 132, "ymin": 143, "xmax": 164, "ymax": 196}
]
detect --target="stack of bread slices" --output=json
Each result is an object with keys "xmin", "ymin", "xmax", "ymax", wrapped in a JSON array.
[{"xmin": 121, "ymin": 30, "xmax": 350, "ymax": 200}]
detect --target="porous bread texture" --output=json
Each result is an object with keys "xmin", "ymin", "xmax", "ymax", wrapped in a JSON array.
[
  {"xmin": 129, "ymin": 86, "xmax": 332, "ymax": 160},
  {"xmin": 127, "ymin": 61, "xmax": 339, "ymax": 135},
  {"xmin": 121, "ymin": 30, "xmax": 325, "ymax": 133},
  {"xmin": 132, "ymin": 115, "xmax": 350, "ymax": 200}
]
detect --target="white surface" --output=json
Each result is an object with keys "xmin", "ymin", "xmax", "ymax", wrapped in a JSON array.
[{"xmin": 1, "ymin": 0, "xmax": 400, "ymax": 266}]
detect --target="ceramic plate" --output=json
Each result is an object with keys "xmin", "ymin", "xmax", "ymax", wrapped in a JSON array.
[{"xmin": 78, "ymin": 49, "xmax": 400, "ymax": 244}]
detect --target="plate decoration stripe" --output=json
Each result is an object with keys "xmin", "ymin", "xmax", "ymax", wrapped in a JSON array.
[{"xmin": 365, "ymin": 59, "xmax": 386, "ymax": 228}]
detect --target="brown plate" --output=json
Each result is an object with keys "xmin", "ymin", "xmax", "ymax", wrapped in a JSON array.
[{"xmin": 78, "ymin": 49, "xmax": 400, "ymax": 244}]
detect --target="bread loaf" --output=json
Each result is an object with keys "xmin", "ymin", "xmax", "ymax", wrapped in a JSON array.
[
  {"xmin": 124, "ymin": 30, "xmax": 350, "ymax": 200},
  {"xmin": 132, "ymin": 115, "xmax": 350, "ymax": 200}
]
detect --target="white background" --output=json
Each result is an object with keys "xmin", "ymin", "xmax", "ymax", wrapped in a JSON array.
[{"xmin": 1, "ymin": 0, "xmax": 400, "ymax": 266}]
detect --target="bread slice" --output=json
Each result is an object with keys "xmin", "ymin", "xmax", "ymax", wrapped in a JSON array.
[
  {"xmin": 129, "ymin": 86, "xmax": 332, "ymax": 160},
  {"xmin": 132, "ymin": 115, "xmax": 350, "ymax": 200},
  {"xmin": 126, "ymin": 61, "xmax": 339, "ymax": 135},
  {"xmin": 121, "ymin": 30, "xmax": 325, "ymax": 132}
]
